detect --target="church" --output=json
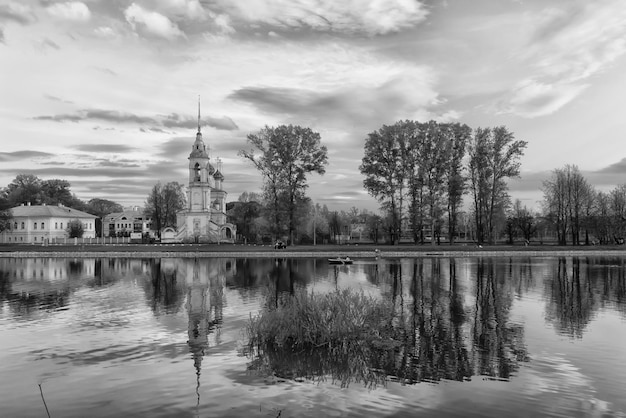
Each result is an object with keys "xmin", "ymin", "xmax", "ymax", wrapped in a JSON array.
[{"xmin": 163, "ymin": 103, "xmax": 236, "ymax": 243}]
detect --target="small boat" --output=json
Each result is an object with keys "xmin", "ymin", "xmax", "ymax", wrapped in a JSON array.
[{"xmin": 328, "ymin": 257, "xmax": 353, "ymax": 265}]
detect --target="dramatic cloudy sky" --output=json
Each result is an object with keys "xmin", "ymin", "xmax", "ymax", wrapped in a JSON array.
[{"xmin": 2, "ymin": 0, "xmax": 626, "ymax": 211}]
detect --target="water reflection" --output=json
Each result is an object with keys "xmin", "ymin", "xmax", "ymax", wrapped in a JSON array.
[
  {"xmin": 246, "ymin": 258, "xmax": 533, "ymax": 388},
  {"xmin": 545, "ymin": 257, "xmax": 626, "ymax": 337},
  {"xmin": 0, "ymin": 256, "xmax": 626, "ymax": 417}
]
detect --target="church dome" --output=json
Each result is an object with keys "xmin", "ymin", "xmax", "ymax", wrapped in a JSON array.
[{"xmin": 190, "ymin": 132, "xmax": 209, "ymax": 158}]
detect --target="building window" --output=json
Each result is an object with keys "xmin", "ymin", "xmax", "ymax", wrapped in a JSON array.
[
  {"xmin": 14, "ymin": 222, "xmax": 17, "ymax": 229},
  {"xmin": 21, "ymin": 222, "xmax": 24, "ymax": 229},
  {"xmin": 34, "ymin": 222, "xmax": 37, "ymax": 230},
  {"xmin": 20, "ymin": 237, "xmax": 23, "ymax": 242},
  {"xmin": 60, "ymin": 223, "xmax": 63, "ymax": 229},
  {"xmin": 34, "ymin": 237, "xmax": 37, "ymax": 242},
  {"xmin": 41, "ymin": 222, "xmax": 45, "ymax": 229},
  {"xmin": 55, "ymin": 222, "xmax": 58, "ymax": 229}
]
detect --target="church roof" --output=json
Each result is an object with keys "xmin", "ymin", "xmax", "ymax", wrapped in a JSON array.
[
  {"xmin": 10, "ymin": 204, "xmax": 97, "ymax": 219},
  {"xmin": 213, "ymin": 170, "xmax": 224, "ymax": 180}
]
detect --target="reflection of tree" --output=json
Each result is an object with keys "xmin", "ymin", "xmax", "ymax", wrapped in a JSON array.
[
  {"xmin": 545, "ymin": 257, "xmax": 603, "ymax": 337},
  {"xmin": 262, "ymin": 258, "xmax": 313, "ymax": 310},
  {"xmin": 144, "ymin": 259, "xmax": 185, "ymax": 315},
  {"xmin": 471, "ymin": 258, "xmax": 528, "ymax": 379},
  {"xmin": 248, "ymin": 258, "xmax": 528, "ymax": 387},
  {"xmin": 379, "ymin": 259, "xmax": 472, "ymax": 384}
]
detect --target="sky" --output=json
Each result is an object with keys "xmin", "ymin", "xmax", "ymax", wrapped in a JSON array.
[{"xmin": 2, "ymin": 0, "xmax": 626, "ymax": 213}]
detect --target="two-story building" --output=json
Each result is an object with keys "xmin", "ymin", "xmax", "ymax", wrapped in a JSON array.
[
  {"xmin": 0, "ymin": 202, "xmax": 97, "ymax": 244},
  {"xmin": 102, "ymin": 206, "xmax": 153, "ymax": 238}
]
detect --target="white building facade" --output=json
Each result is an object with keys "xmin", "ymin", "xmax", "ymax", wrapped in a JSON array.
[{"xmin": 0, "ymin": 203, "xmax": 97, "ymax": 244}]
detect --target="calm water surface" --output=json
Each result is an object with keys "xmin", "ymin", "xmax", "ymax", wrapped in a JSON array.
[{"xmin": 0, "ymin": 256, "xmax": 625, "ymax": 417}]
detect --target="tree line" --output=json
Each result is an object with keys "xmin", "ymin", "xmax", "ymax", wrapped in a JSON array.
[
  {"xmin": 3, "ymin": 121, "xmax": 625, "ymax": 247},
  {"xmin": 0, "ymin": 174, "xmax": 124, "ymax": 236},
  {"xmin": 360, "ymin": 120, "xmax": 527, "ymax": 245}
]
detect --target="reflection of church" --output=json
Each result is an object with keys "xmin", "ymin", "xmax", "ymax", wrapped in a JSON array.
[
  {"xmin": 167, "ymin": 102, "xmax": 236, "ymax": 243},
  {"xmin": 181, "ymin": 258, "xmax": 233, "ymax": 405}
]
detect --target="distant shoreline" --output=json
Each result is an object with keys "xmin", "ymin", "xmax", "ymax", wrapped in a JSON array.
[{"xmin": 1, "ymin": 243, "xmax": 626, "ymax": 258}]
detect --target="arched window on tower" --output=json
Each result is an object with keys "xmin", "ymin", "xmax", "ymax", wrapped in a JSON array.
[{"xmin": 194, "ymin": 163, "xmax": 201, "ymax": 181}]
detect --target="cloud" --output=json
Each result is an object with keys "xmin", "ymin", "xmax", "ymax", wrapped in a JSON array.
[
  {"xmin": 229, "ymin": 72, "xmax": 444, "ymax": 130},
  {"xmin": 44, "ymin": 94, "xmax": 74, "ymax": 104},
  {"xmin": 156, "ymin": 137, "xmax": 191, "ymax": 159},
  {"xmin": 75, "ymin": 144, "xmax": 137, "ymax": 153},
  {"xmin": 162, "ymin": 113, "xmax": 239, "ymax": 131},
  {"xmin": 503, "ymin": 80, "xmax": 589, "ymax": 118},
  {"xmin": 34, "ymin": 109, "xmax": 157, "ymax": 124},
  {"xmin": 95, "ymin": 160, "xmax": 141, "ymax": 168},
  {"xmin": 33, "ymin": 107, "xmax": 239, "ymax": 133},
  {"xmin": 153, "ymin": 0, "xmax": 207, "ymax": 20},
  {"xmin": 140, "ymin": 127, "xmax": 169, "ymax": 133},
  {"xmin": 219, "ymin": 0, "xmax": 429, "ymax": 36},
  {"xmin": 124, "ymin": 3, "xmax": 185, "ymax": 40},
  {"xmin": 501, "ymin": 1, "xmax": 626, "ymax": 117},
  {"xmin": 0, "ymin": 3, "xmax": 36, "ymax": 25},
  {"xmin": 93, "ymin": 26, "xmax": 118, "ymax": 39},
  {"xmin": 0, "ymin": 150, "xmax": 55, "ymax": 161},
  {"xmin": 37, "ymin": 38, "xmax": 61, "ymax": 51},
  {"xmin": 595, "ymin": 158, "xmax": 626, "ymax": 175},
  {"xmin": 47, "ymin": 2, "xmax": 91, "ymax": 22}
]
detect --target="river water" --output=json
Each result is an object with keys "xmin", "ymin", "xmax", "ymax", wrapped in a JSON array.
[{"xmin": 0, "ymin": 256, "xmax": 625, "ymax": 417}]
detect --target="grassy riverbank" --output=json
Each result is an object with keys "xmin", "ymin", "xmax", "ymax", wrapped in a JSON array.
[{"xmin": 1, "ymin": 242, "xmax": 626, "ymax": 258}]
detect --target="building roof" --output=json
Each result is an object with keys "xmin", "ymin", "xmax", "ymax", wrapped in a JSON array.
[
  {"xmin": 105, "ymin": 208, "xmax": 149, "ymax": 222},
  {"xmin": 10, "ymin": 204, "xmax": 97, "ymax": 219}
]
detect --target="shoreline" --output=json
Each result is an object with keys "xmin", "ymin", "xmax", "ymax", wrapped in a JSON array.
[{"xmin": 2, "ymin": 243, "xmax": 626, "ymax": 258}]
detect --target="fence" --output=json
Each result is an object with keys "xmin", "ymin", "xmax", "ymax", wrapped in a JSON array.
[{"xmin": 47, "ymin": 237, "xmax": 132, "ymax": 245}]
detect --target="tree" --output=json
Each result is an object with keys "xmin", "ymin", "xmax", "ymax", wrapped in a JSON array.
[
  {"xmin": 228, "ymin": 192, "xmax": 263, "ymax": 243},
  {"xmin": 446, "ymin": 123, "xmax": 471, "ymax": 244},
  {"xmin": 240, "ymin": 125, "xmax": 328, "ymax": 244},
  {"xmin": 85, "ymin": 198, "xmax": 124, "ymax": 237},
  {"xmin": 0, "ymin": 193, "xmax": 11, "ymax": 232},
  {"xmin": 360, "ymin": 122, "xmax": 409, "ymax": 244},
  {"xmin": 467, "ymin": 126, "xmax": 527, "ymax": 244},
  {"xmin": 144, "ymin": 182, "xmax": 186, "ymax": 236},
  {"xmin": 362, "ymin": 120, "xmax": 471, "ymax": 245},
  {"xmin": 85, "ymin": 198, "xmax": 123, "ymax": 218},
  {"xmin": 41, "ymin": 179, "xmax": 73, "ymax": 206},
  {"xmin": 542, "ymin": 165, "xmax": 593, "ymax": 245},
  {"xmin": 66, "ymin": 219, "xmax": 84, "ymax": 238},
  {"xmin": 5, "ymin": 174, "xmax": 43, "ymax": 206}
]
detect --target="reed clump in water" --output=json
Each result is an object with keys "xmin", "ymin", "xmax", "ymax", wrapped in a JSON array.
[
  {"xmin": 245, "ymin": 288, "xmax": 402, "ymax": 387},
  {"xmin": 246, "ymin": 288, "xmax": 398, "ymax": 352}
]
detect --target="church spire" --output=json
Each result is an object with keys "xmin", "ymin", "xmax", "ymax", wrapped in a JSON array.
[{"xmin": 197, "ymin": 95, "xmax": 201, "ymax": 135}]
